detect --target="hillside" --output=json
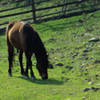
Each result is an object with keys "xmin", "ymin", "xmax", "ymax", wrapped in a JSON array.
[
  {"xmin": 0, "ymin": 10, "xmax": 100, "ymax": 99},
  {"xmin": 0, "ymin": 0, "xmax": 99, "ymax": 28}
]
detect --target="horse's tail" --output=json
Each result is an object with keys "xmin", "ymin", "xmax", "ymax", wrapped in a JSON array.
[
  {"xmin": 6, "ymin": 21, "xmax": 15, "ymax": 41},
  {"xmin": 6, "ymin": 22, "xmax": 15, "ymax": 67}
]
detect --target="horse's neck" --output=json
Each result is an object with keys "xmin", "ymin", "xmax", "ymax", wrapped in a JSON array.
[
  {"xmin": 34, "ymin": 42, "xmax": 47, "ymax": 61},
  {"xmin": 35, "ymin": 52, "xmax": 46, "ymax": 61},
  {"xmin": 35, "ymin": 53, "xmax": 40, "ymax": 61},
  {"xmin": 33, "ymin": 33, "xmax": 47, "ymax": 61}
]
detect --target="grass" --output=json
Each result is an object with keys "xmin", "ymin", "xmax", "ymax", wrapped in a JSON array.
[
  {"xmin": 1, "ymin": 10, "xmax": 100, "ymax": 100},
  {"xmin": 0, "ymin": 0, "xmax": 99, "ymax": 28}
]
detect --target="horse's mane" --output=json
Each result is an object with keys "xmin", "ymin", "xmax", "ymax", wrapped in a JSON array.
[{"xmin": 22, "ymin": 23, "xmax": 47, "ymax": 57}]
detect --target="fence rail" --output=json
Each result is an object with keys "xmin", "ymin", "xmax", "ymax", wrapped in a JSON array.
[{"xmin": 0, "ymin": 0, "xmax": 100, "ymax": 29}]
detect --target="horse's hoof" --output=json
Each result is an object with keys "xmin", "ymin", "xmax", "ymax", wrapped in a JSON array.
[
  {"xmin": 31, "ymin": 77, "xmax": 36, "ymax": 80},
  {"xmin": 8, "ymin": 74, "xmax": 12, "ymax": 77},
  {"xmin": 22, "ymin": 74, "xmax": 25, "ymax": 77},
  {"xmin": 25, "ymin": 76, "xmax": 29, "ymax": 79}
]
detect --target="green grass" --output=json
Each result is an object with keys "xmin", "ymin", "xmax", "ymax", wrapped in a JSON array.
[
  {"xmin": 1, "ymin": 11, "xmax": 100, "ymax": 100},
  {"xmin": 0, "ymin": 0, "xmax": 99, "ymax": 28}
]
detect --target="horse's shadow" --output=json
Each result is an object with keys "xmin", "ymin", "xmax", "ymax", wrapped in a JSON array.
[{"xmin": 17, "ymin": 76, "xmax": 64, "ymax": 85}]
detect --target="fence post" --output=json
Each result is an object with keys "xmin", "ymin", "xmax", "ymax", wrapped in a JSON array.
[
  {"xmin": 31, "ymin": 0, "xmax": 36, "ymax": 23},
  {"xmin": 62, "ymin": 0, "xmax": 65, "ymax": 13},
  {"xmin": 62, "ymin": 0, "xmax": 67, "ymax": 15}
]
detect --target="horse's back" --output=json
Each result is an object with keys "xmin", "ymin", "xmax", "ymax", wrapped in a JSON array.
[
  {"xmin": 6, "ymin": 21, "xmax": 25, "ymax": 51},
  {"xmin": 6, "ymin": 21, "xmax": 42, "ymax": 53}
]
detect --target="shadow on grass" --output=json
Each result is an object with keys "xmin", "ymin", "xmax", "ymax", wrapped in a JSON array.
[
  {"xmin": 17, "ymin": 76, "xmax": 64, "ymax": 85},
  {"xmin": 0, "ymin": 31, "xmax": 5, "ymax": 36},
  {"xmin": 37, "ymin": 19, "xmax": 84, "ymax": 34}
]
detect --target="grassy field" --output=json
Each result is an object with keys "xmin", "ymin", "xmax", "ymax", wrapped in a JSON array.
[
  {"xmin": 0, "ymin": 0, "xmax": 98, "ymax": 28},
  {"xmin": 1, "ymin": 11, "xmax": 100, "ymax": 100}
]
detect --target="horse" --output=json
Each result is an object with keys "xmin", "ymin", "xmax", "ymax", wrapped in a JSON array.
[{"xmin": 6, "ymin": 21, "xmax": 49, "ymax": 80}]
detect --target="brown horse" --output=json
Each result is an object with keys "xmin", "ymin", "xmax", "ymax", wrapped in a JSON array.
[{"xmin": 6, "ymin": 21, "xmax": 49, "ymax": 80}]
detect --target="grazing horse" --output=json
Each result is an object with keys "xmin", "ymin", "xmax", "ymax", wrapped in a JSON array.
[{"xmin": 6, "ymin": 21, "xmax": 49, "ymax": 80}]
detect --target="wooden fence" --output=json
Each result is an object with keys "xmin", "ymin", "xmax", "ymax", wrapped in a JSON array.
[{"xmin": 0, "ymin": 0, "xmax": 100, "ymax": 29}]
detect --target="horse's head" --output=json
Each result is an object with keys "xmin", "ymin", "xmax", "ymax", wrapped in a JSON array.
[{"xmin": 36, "ymin": 55, "xmax": 49, "ymax": 80}]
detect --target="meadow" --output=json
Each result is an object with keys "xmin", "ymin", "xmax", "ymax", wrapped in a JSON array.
[{"xmin": 0, "ymin": 10, "xmax": 100, "ymax": 100}]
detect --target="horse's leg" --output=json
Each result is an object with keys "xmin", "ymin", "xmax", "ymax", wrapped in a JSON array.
[
  {"xmin": 25, "ymin": 52, "xmax": 36, "ymax": 80},
  {"xmin": 29, "ymin": 59, "xmax": 36, "ymax": 80},
  {"xmin": 8, "ymin": 45, "xmax": 14, "ymax": 77},
  {"xmin": 24, "ymin": 59, "xmax": 29, "ymax": 79},
  {"xmin": 18, "ymin": 50, "xmax": 24, "ymax": 76},
  {"xmin": 24, "ymin": 53, "xmax": 29, "ymax": 78}
]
